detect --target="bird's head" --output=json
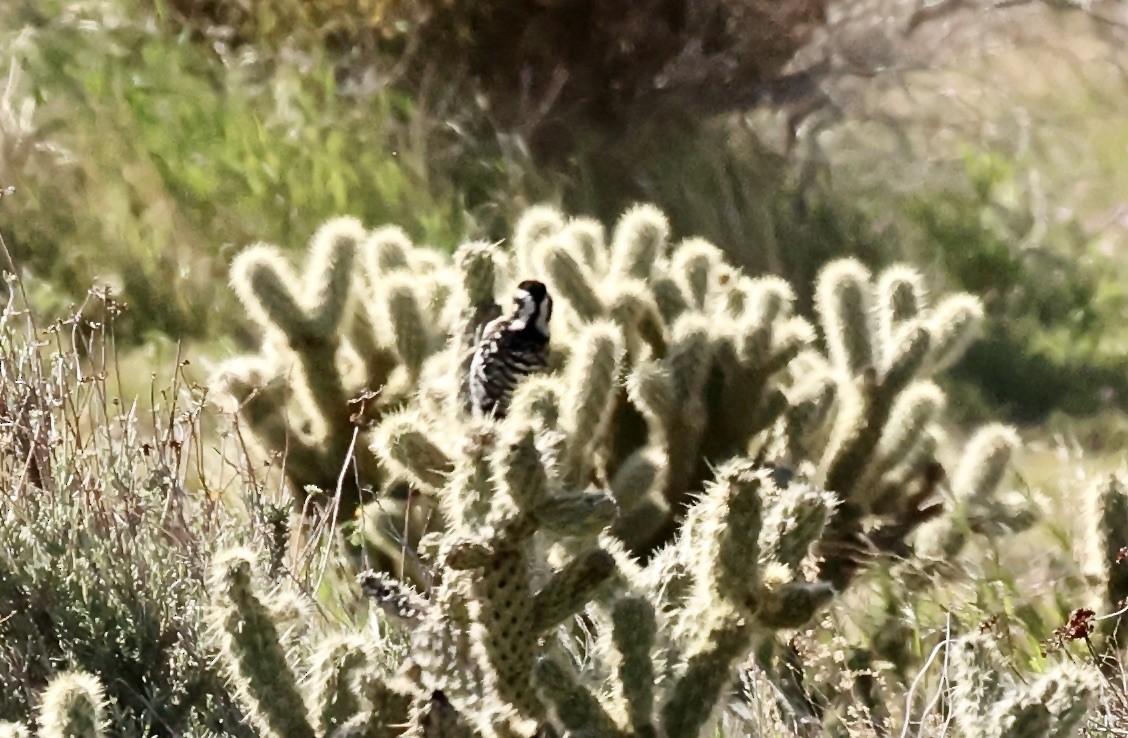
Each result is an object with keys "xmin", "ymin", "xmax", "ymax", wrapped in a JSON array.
[{"xmin": 510, "ymin": 280, "xmax": 552, "ymax": 338}]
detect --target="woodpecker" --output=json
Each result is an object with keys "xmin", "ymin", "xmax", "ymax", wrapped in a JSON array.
[{"xmin": 468, "ymin": 280, "xmax": 552, "ymax": 418}]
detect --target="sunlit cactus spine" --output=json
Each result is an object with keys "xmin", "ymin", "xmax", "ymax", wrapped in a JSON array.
[
  {"xmin": 816, "ymin": 258, "xmax": 876, "ymax": 374},
  {"xmin": 210, "ymin": 548, "xmax": 317, "ymax": 738},
  {"xmin": 948, "ymin": 634, "xmax": 1098, "ymax": 738},
  {"xmin": 533, "ymin": 461, "xmax": 837, "ymax": 738},
  {"xmin": 210, "ymin": 548, "xmax": 411, "ymax": 737},
  {"xmin": 36, "ymin": 673, "xmax": 107, "ymax": 738},
  {"xmin": 560, "ymin": 321, "xmax": 625, "ymax": 481},
  {"xmin": 610, "ymin": 204, "xmax": 670, "ymax": 279},
  {"xmin": 0, "ymin": 724, "xmax": 29, "ymax": 738},
  {"xmin": 916, "ymin": 424, "xmax": 1034, "ymax": 561}
]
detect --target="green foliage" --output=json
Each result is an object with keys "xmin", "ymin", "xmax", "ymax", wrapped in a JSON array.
[
  {"xmin": 0, "ymin": 0, "xmax": 471, "ymax": 340},
  {"xmin": 903, "ymin": 149, "xmax": 1128, "ymax": 420}
]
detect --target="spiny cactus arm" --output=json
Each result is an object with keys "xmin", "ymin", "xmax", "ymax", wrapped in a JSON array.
[
  {"xmin": 561, "ymin": 322, "xmax": 624, "ymax": 480},
  {"xmin": 1037, "ymin": 662, "xmax": 1100, "ymax": 738},
  {"xmin": 470, "ymin": 544, "xmax": 542, "ymax": 717},
  {"xmin": 231, "ymin": 217, "xmax": 363, "ymax": 342},
  {"xmin": 514, "ymin": 204, "xmax": 567, "ymax": 257},
  {"xmin": 695, "ymin": 462, "xmax": 766, "ymax": 608},
  {"xmin": 993, "ymin": 696, "xmax": 1052, "ymax": 738},
  {"xmin": 920, "ymin": 424, "xmax": 1020, "ymax": 560},
  {"xmin": 815, "ymin": 259, "xmax": 876, "ymax": 374},
  {"xmin": 759, "ymin": 482, "xmax": 837, "ymax": 570},
  {"xmin": 924, "ymin": 293, "xmax": 985, "ymax": 374},
  {"xmin": 532, "ymin": 548, "xmax": 617, "ymax": 632},
  {"xmin": 659, "ymin": 614, "xmax": 753, "ymax": 738},
  {"xmin": 608, "ymin": 448, "xmax": 667, "ymax": 511},
  {"xmin": 877, "ymin": 323, "xmax": 932, "ymax": 396},
  {"xmin": 541, "ymin": 236, "xmax": 604, "ymax": 323},
  {"xmin": 210, "ymin": 548, "xmax": 316, "ymax": 738},
  {"xmin": 671, "ymin": 238, "xmax": 724, "ymax": 311},
  {"xmin": 533, "ymin": 658, "xmax": 625, "ymax": 738},
  {"xmin": 371, "ymin": 413, "xmax": 454, "ymax": 494},
  {"xmin": 606, "ymin": 280, "xmax": 667, "ymax": 359},
  {"xmin": 305, "ymin": 217, "xmax": 365, "ymax": 335},
  {"xmin": 609, "ymin": 597, "xmax": 658, "ymax": 736},
  {"xmin": 360, "ymin": 571, "xmax": 432, "ymax": 628},
  {"xmin": 382, "ymin": 276, "xmax": 431, "ymax": 381},
  {"xmin": 36, "ymin": 672, "xmax": 107, "ymax": 738},
  {"xmin": 453, "ymin": 241, "xmax": 504, "ymax": 412},
  {"xmin": 857, "ymin": 381, "xmax": 945, "ymax": 495},
  {"xmin": 364, "ymin": 225, "xmax": 413, "ymax": 276},
  {"xmin": 878, "ymin": 265, "xmax": 925, "ymax": 319},
  {"xmin": 231, "ymin": 245, "xmax": 315, "ymax": 341},
  {"xmin": 706, "ymin": 314, "xmax": 810, "ymax": 462},
  {"xmin": 533, "ymin": 487, "xmax": 618, "ymax": 537},
  {"xmin": 665, "ymin": 316, "xmax": 715, "ymax": 405},
  {"xmin": 876, "ymin": 265, "xmax": 925, "ymax": 364},
  {"xmin": 564, "ymin": 217, "xmax": 609, "ymax": 275},
  {"xmin": 948, "ymin": 633, "xmax": 1009, "ymax": 738},
  {"xmin": 310, "ymin": 635, "xmax": 369, "ymax": 737},
  {"xmin": 1095, "ymin": 473, "xmax": 1128, "ymax": 648},
  {"xmin": 738, "ymin": 276, "xmax": 796, "ymax": 325},
  {"xmin": 343, "ymin": 306, "xmax": 402, "ymax": 403},
  {"xmin": 493, "ymin": 425, "xmax": 552, "ymax": 516},
  {"xmin": 755, "ymin": 580, "xmax": 836, "ymax": 629},
  {"xmin": 454, "ymin": 241, "xmax": 501, "ymax": 311},
  {"xmin": 610, "ymin": 204, "xmax": 670, "ymax": 279},
  {"xmin": 659, "ymin": 317, "xmax": 716, "ymax": 508},
  {"xmin": 650, "ymin": 275, "xmax": 689, "ymax": 325},
  {"xmin": 785, "ymin": 369, "xmax": 839, "ymax": 458},
  {"xmin": 952, "ymin": 424, "xmax": 1020, "ymax": 511},
  {"xmin": 823, "ymin": 326, "xmax": 931, "ymax": 499}
]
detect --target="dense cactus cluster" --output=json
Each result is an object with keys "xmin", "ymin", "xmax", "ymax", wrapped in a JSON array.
[
  {"xmin": 211, "ymin": 203, "xmax": 1031, "ymax": 576},
  {"xmin": 198, "ymin": 203, "xmax": 1103, "ymax": 736}
]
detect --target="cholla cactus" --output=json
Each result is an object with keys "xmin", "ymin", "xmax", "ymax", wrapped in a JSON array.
[
  {"xmin": 201, "ymin": 204, "xmax": 1094, "ymax": 736},
  {"xmin": 214, "ymin": 206, "xmax": 1017, "ymax": 584},
  {"xmin": 0, "ymin": 672, "xmax": 107, "ymax": 738},
  {"xmin": 209, "ymin": 548, "xmax": 411, "ymax": 738},
  {"xmin": 948, "ymin": 634, "xmax": 1098, "ymax": 738},
  {"xmin": 210, "ymin": 219, "xmax": 457, "ymax": 526},
  {"xmin": 356, "ymin": 416, "xmax": 843, "ymax": 736},
  {"xmin": 38, "ymin": 673, "xmax": 107, "ymax": 738},
  {"xmin": 1090, "ymin": 471, "xmax": 1128, "ymax": 650},
  {"xmin": 914, "ymin": 424, "xmax": 1037, "ymax": 562}
]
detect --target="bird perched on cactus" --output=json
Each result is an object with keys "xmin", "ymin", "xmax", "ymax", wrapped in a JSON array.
[{"xmin": 469, "ymin": 279, "xmax": 553, "ymax": 418}]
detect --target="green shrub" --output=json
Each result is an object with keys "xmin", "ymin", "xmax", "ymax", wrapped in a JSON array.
[
  {"xmin": 903, "ymin": 149, "xmax": 1128, "ymax": 421},
  {"xmin": 0, "ymin": 296, "xmax": 252, "ymax": 735}
]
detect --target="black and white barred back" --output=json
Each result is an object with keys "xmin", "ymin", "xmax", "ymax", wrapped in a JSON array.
[{"xmin": 469, "ymin": 280, "xmax": 552, "ymax": 418}]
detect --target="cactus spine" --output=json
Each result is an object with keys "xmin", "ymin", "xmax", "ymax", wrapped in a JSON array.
[{"xmin": 37, "ymin": 673, "xmax": 106, "ymax": 738}]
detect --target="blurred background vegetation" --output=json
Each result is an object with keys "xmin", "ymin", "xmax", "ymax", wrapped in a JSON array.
[
  {"xmin": 4, "ymin": 1, "xmax": 1128, "ymax": 733},
  {"xmin": 2, "ymin": 0, "xmax": 1128, "ymax": 419}
]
